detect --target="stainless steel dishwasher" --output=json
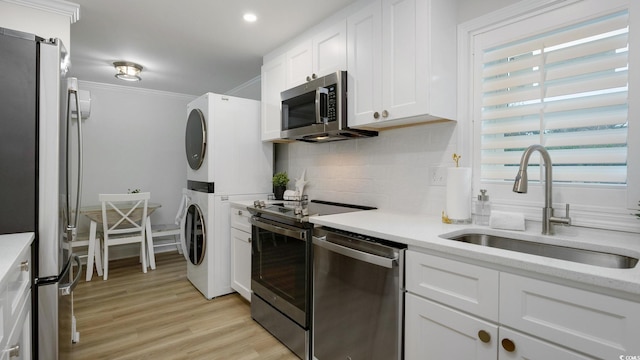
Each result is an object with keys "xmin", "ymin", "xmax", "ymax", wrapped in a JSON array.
[{"xmin": 312, "ymin": 227, "xmax": 406, "ymax": 360}]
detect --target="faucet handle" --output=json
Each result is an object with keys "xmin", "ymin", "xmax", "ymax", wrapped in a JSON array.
[{"xmin": 563, "ymin": 203, "xmax": 572, "ymax": 225}]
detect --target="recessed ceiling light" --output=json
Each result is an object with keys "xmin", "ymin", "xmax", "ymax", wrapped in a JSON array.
[{"xmin": 243, "ymin": 13, "xmax": 257, "ymax": 22}]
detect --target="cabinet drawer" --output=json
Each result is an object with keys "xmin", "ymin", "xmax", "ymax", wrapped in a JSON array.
[
  {"xmin": 230, "ymin": 205, "xmax": 251, "ymax": 233},
  {"xmin": 406, "ymin": 251, "xmax": 499, "ymax": 321},
  {"xmin": 6, "ymin": 245, "xmax": 31, "ymax": 327},
  {"xmin": 500, "ymin": 273, "xmax": 640, "ymax": 359},
  {"xmin": 4, "ymin": 292, "xmax": 30, "ymax": 360}
]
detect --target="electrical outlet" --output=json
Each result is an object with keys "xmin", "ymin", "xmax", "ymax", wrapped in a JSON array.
[{"xmin": 429, "ymin": 167, "xmax": 447, "ymax": 186}]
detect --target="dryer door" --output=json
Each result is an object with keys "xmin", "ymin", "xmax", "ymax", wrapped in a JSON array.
[
  {"xmin": 185, "ymin": 108, "xmax": 206, "ymax": 170},
  {"xmin": 182, "ymin": 203, "xmax": 206, "ymax": 265}
]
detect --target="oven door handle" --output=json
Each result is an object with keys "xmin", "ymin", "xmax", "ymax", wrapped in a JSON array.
[
  {"xmin": 250, "ymin": 217, "xmax": 307, "ymax": 241},
  {"xmin": 313, "ymin": 236, "xmax": 396, "ymax": 268}
]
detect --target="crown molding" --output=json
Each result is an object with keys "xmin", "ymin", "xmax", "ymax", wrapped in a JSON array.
[
  {"xmin": 225, "ymin": 75, "xmax": 261, "ymax": 98},
  {"xmin": 78, "ymin": 80, "xmax": 198, "ymax": 101},
  {"xmin": 1, "ymin": 0, "xmax": 80, "ymax": 23}
]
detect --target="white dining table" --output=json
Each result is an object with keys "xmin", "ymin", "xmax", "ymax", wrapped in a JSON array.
[{"xmin": 80, "ymin": 202, "xmax": 161, "ymax": 281}]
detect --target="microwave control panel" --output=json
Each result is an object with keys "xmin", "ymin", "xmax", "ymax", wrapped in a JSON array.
[{"xmin": 326, "ymin": 84, "xmax": 337, "ymax": 123}]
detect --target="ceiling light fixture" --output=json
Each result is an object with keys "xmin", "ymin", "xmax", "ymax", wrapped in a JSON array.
[
  {"xmin": 113, "ymin": 61, "xmax": 143, "ymax": 81},
  {"xmin": 243, "ymin": 13, "xmax": 257, "ymax": 22}
]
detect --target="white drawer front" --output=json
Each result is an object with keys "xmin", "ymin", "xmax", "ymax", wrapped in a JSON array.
[
  {"xmin": 230, "ymin": 205, "xmax": 251, "ymax": 233},
  {"xmin": 500, "ymin": 273, "xmax": 640, "ymax": 359},
  {"xmin": 6, "ymin": 246, "xmax": 30, "ymax": 323},
  {"xmin": 406, "ymin": 251, "xmax": 499, "ymax": 321}
]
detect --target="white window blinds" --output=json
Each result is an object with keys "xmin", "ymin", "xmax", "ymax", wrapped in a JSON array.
[{"xmin": 480, "ymin": 10, "xmax": 629, "ymax": 185}]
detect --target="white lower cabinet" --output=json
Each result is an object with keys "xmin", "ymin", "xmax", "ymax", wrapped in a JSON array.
[
  {"xmin": 497, "ymin": 327, "xmax": 593, "ymax": 360},
  {"xmin": 3, "ymin": 293, "xmax": 31, "ymax": 360},
  {"xmin": 1, "ymin": 234, "xmax": 33, "ymax": 360},
  {"xmin": 405, "ymin": 293, "xmax": 498, "ymax": 360},
  {"xmin": 405, "ymin": 250, "xmax": 640, "ymax": 360},
  {"xmin": 230, "ymin": 204, "xmax": 252, "ymax": 301}
]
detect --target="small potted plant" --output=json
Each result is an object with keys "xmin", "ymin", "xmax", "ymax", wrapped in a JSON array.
[{"xmin": 272, "ymin": 172, "xmax": 289, "ymax": 200}]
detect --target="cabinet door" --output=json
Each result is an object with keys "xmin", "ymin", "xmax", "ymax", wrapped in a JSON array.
[
  {"xmin": 313, "ymin": 19, "xmax": 347, "ymax": 79},
  {"xmin": 405, "ymin": 293, "xmax": 498, "ymax": 360},
  {"xmin": 498, "ymin": 327, "xmax": 594, "ymax": 360},
  {"xmin": 347, "ymin": 0, "xmax": 383, "ymax": 127},
  {"xmin": 231, "ymin": 228, "xmax": 252, "ymax": 301},
  {"xmin": 500, "ymin": 273, "xmax": 640, "ymax": 359},
  {"xmin": 286, "ymin": 40, "xmax": 313, "ymax": 88},
  {"xmin": 261, "ymin": 53, "xmax": 286, "ymax": 141},
  {"xmin": 381, "ymin": 0, "xmax": 428, "ymax": 121}
]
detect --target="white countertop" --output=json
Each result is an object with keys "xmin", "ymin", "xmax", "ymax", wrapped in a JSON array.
[
  {"xmin": 0, "ymin": 232, "xmax": 34, "ymax": 281},
  {"xmin": 310, "ymin": 210, "xmax": 640, "ymax": 298}
]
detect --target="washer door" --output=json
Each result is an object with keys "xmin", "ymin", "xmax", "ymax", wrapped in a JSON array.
[
  {"xmin": 183, "ymin": 203, "xmax": 206, "ymax": 265},
  {"xmin": 185, "ymin": 108, "xmax": 206, "ymax": 170}
]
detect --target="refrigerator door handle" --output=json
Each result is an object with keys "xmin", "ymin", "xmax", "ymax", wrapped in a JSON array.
[
  {"xmin": 59, "ymin": 254, "xmax": 82, "ymax": 296},
  {"xmin": 65, "ymin": 82, "xmax": 83, "ymax": 237}
]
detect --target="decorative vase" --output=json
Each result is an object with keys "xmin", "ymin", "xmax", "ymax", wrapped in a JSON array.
[{"xmin": 274, "ymin": 186, "xmax": 286, "ymax": 200}]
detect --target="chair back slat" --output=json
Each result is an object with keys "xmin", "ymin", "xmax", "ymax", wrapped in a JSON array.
[
  {"xmin": 97, "ymin": 192, "xmax": 151, "ymax": 280},
  {"xmin": 99, "ymin": 193, "xmax": 150, "ymax": 236}
]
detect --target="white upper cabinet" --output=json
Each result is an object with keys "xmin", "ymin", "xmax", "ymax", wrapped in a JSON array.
[
  {"xmin": 261, "ymin": 53, "xmax": 286, "ymax": 141},
  {"xmin": 348, "ymin": 0, "xmax": 457, "ymax": 129},
  {"xmin": 286, "ymin": 20, "xmax": 347, "ymax": 88},
  {"xmin": 261, "ymin": 20, "xmax": 347, "ymax": 142},
  {"xmin": 286, "ymin": 40, "xmax": 313, "ymax": 88}
]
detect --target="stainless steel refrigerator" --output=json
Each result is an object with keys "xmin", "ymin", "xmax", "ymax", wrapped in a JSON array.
[{"xmin": 0, "ymin": 27, "xmax": 83, "ymax": 360}]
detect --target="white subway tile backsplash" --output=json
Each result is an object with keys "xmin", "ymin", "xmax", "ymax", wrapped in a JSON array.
[{"xmin": 279, "ymin": 122, "xmax": 458, "ymax": 215}]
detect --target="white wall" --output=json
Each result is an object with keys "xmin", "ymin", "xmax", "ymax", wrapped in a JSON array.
[
  {"xmin": 279, "ymin": 121, "xmax": 458, "ymax": 215},
  {"xmin": 76, "ymin": 81, "xmax": 195, "ymax": 235}
]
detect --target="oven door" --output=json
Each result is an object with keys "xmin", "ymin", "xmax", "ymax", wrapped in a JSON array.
[{"xmin": 251, "ymin": 216, "xmax": 311, "ymax": 328}]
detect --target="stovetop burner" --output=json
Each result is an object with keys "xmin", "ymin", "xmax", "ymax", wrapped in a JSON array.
[{"xmin": 248, "ymin": 199, "xmax": 375, "ymax": 225}]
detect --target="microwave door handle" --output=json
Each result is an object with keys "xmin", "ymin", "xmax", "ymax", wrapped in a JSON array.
[{"xmin": 315, "ymin": 87, "xmax": 329, "ymax": 125}]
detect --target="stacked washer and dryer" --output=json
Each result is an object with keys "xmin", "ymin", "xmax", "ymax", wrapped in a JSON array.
[{"xmin": 182, "ymin": 93, "xmax": 272, "ymax": 299}]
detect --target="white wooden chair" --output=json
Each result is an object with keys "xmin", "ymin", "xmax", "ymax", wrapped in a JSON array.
[
  {"xmin": 145, "ymin": 190, "xmax": 188, "ymax": 270},
  {"xmin": 99, "ymin": 192, "xmax": 150, "ymax": 280}
]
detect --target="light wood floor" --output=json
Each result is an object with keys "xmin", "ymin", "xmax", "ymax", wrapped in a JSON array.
[{"xmin": 70, "ymin": 252, "xmax": 298, "ymax": 360}]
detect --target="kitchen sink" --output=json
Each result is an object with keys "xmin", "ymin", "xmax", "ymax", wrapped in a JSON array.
[{"xmin": 440, "ymin": 232, "xmax": 638, "ymax": 269}]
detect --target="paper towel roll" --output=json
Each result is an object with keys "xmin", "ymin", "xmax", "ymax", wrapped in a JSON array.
[{"xmin": 446, "ymin": 167, "xmax": 472, "ymax": 222}]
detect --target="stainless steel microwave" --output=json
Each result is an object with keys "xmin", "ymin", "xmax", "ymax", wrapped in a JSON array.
[{"xmin": 280, "ymin": 71, "xmax": 377, "ymax": 142}]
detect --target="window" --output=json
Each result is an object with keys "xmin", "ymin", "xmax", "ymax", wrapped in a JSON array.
[
  {"xmin": 480, "ymin": 10, "xmax": 629, "ymax": 185},
  {"xmin": 464, "ymin": 0, "xmax": 639, "ymax": 231}
]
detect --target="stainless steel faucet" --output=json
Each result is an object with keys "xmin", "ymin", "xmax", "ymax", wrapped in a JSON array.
[{"xmin": 513, "ymin": 144, "xmax": 571, "ymax": 235}]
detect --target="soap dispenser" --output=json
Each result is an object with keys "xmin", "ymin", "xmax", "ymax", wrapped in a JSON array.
[{"xmin": 474, "ymin": 189, "xmax": 491, "ymax": 225}]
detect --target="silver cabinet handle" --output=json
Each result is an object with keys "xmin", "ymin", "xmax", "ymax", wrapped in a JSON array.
[
  {"xmin": 381, "ymin": 110, "xmax": 389, "ymax": 118},
  {"xmin": 312, "ymin": 236, "xmax": 396, "ymax": 268},
  {"xmin": 237, "ymin": 210, "xmax": 243, "ymax": 215},
  {"xmin": 20, "ymin": 261, "xmax": 29, "ymax": 272},
  {"xmin": 373, "ymin": 111, "xmax": 380, "ymax": 119}
]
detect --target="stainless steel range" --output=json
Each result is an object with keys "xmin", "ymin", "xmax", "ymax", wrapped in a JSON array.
[{"xmin": 247, "ymin": 199, "xmax": 374, "ymax": 360}]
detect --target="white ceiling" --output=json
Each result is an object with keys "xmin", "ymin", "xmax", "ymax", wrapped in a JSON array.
[{"xmin": 68, "ymin": 0, "xmax": 357, "ymax": 97}]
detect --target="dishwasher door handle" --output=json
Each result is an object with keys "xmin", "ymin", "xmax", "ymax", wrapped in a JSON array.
[{"xmin": 313, "ymin": 236, "xmax": 396, "ymax": 268}]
